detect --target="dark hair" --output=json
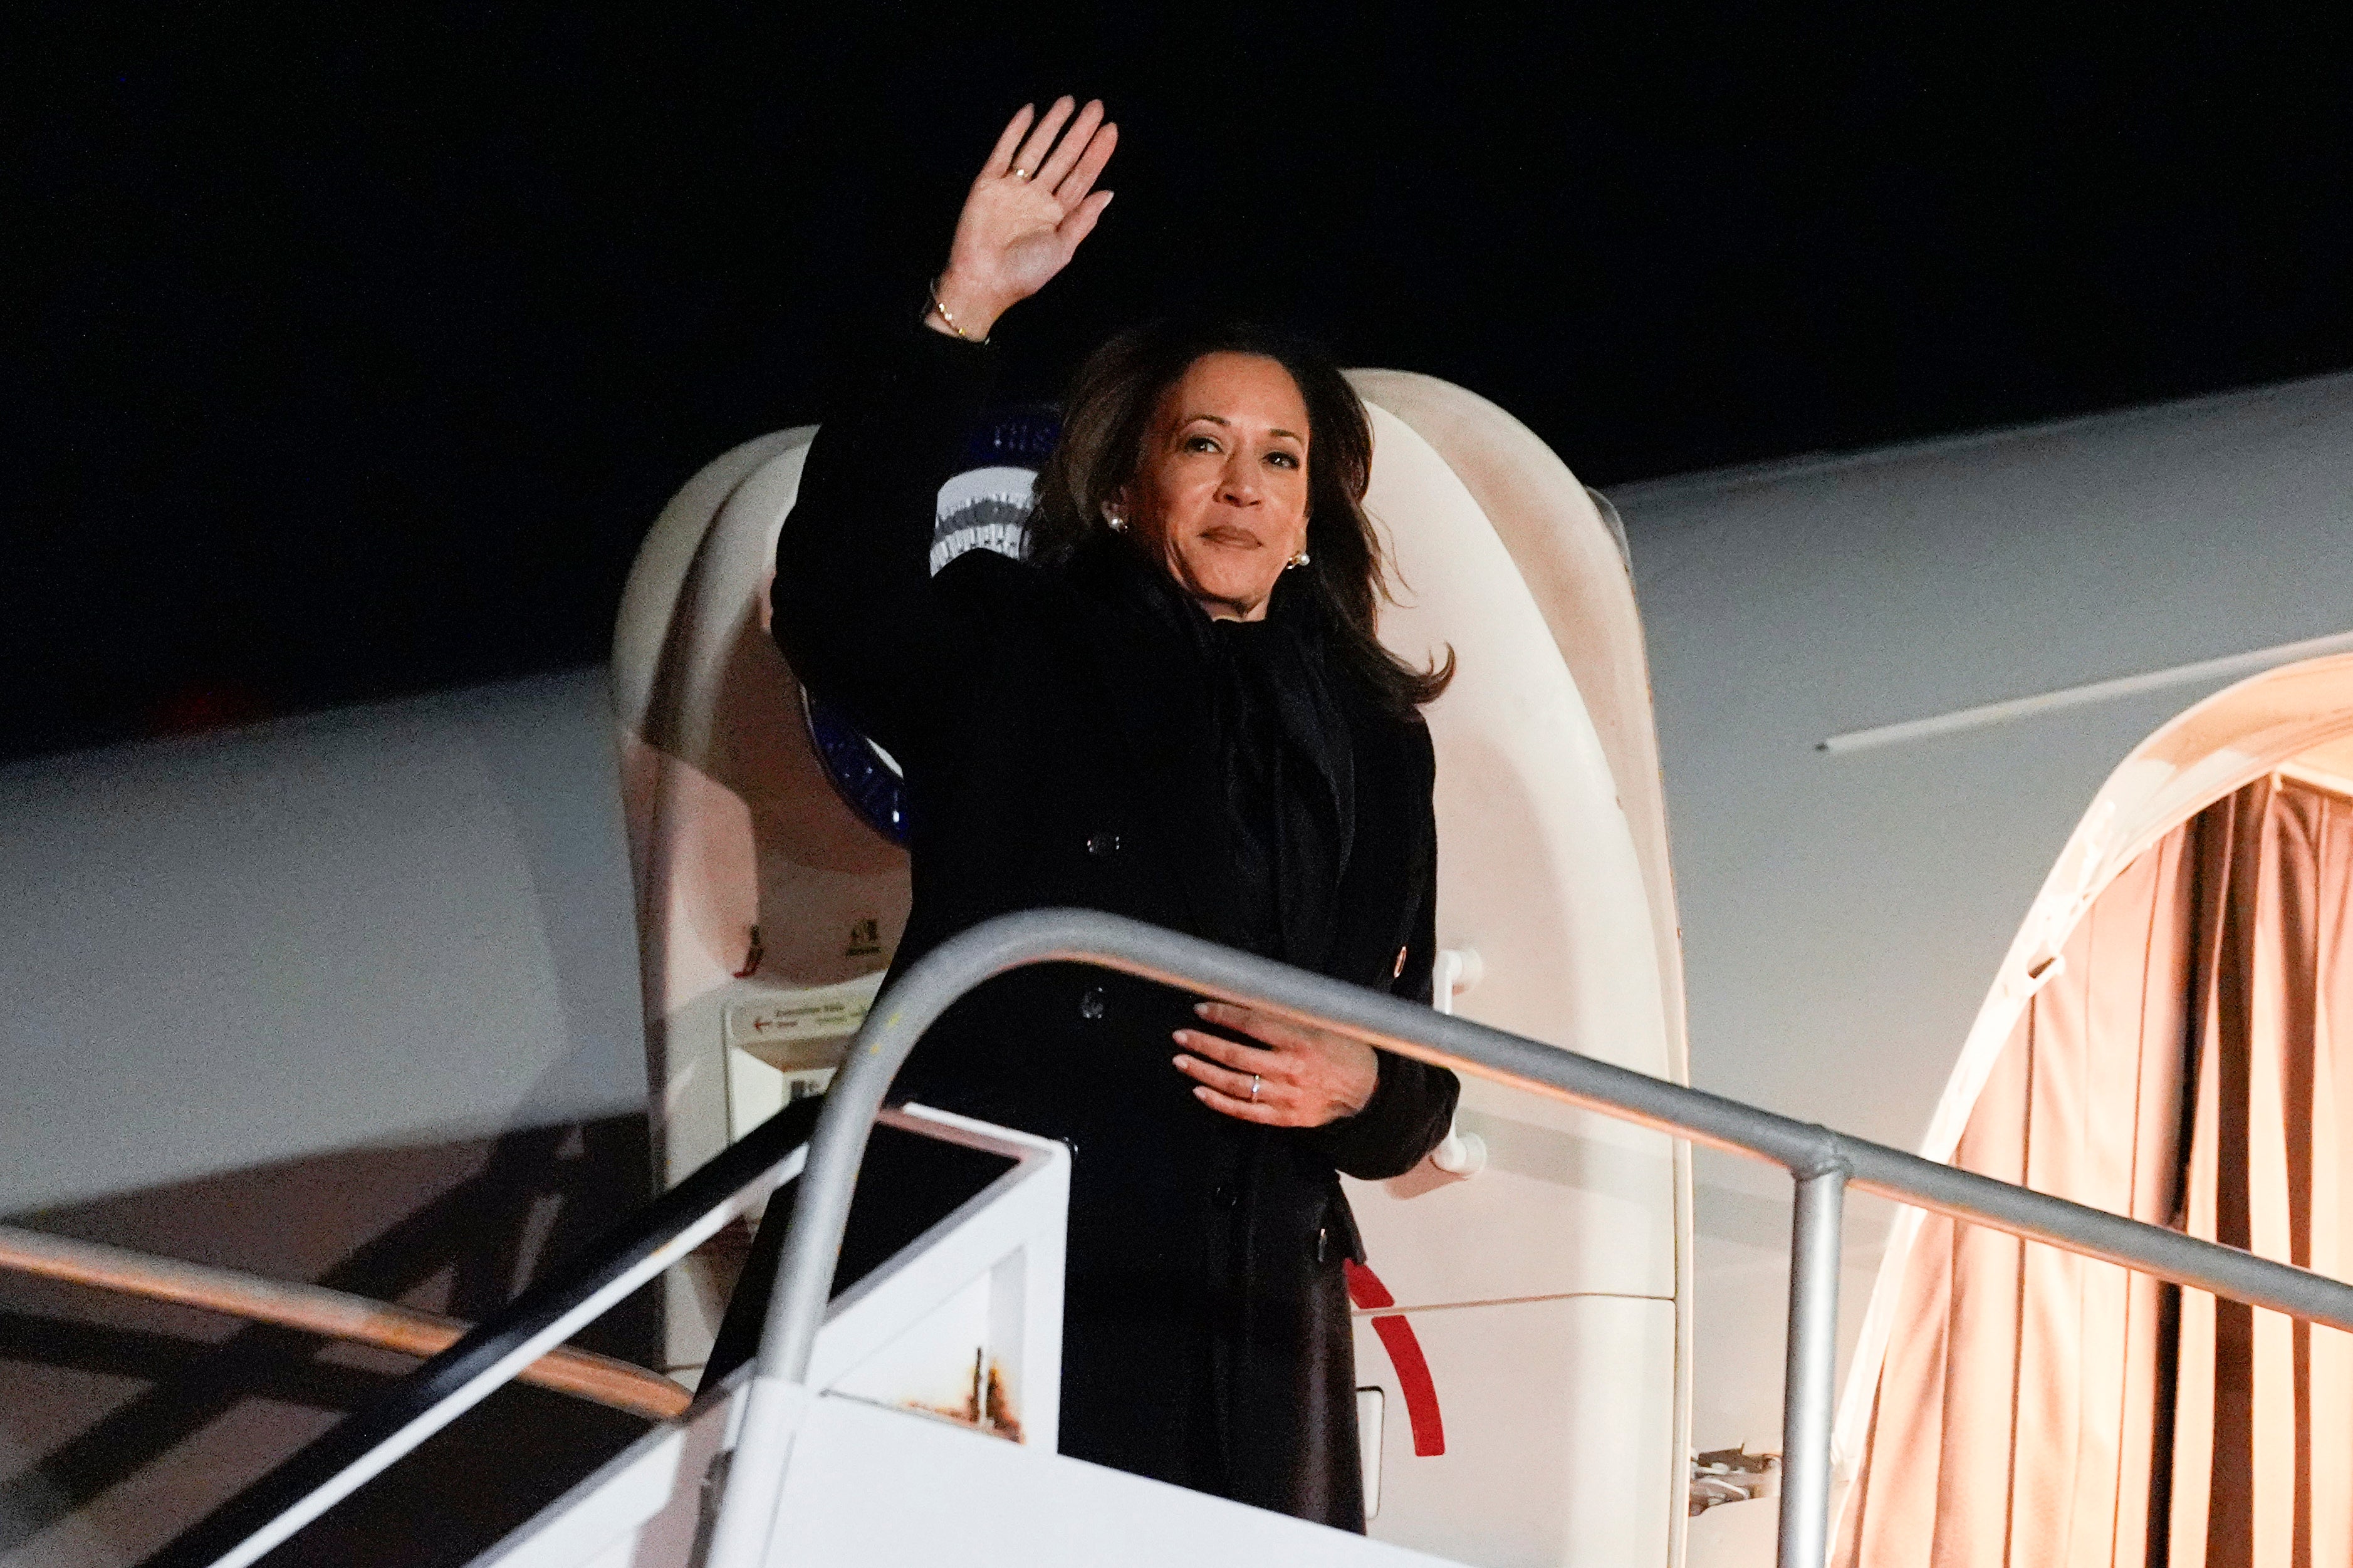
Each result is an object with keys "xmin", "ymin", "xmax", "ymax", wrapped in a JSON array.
[{"xmin": 1028, "ymin": 318, "xmax": 1455, "ymax": 715}]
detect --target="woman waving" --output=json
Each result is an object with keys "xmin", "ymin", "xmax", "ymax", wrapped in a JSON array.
[{"xmin": 772, "ymin": 96, "xmax": 1458, "ymax": 1529}]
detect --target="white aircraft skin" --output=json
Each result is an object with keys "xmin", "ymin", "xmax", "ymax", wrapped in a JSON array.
[
  {"xmin": 1618, "ymin": 366, "xmax": 2353, "ymax": 1567},
  {"xmin": 3, "ymin": 366, "xmax": 2349, "ymax": 1567}
]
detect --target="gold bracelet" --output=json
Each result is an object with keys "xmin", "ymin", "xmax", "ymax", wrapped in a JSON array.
[{"xmin": 927, "ymin": 278, "xmax": 987, "ymax": 344}]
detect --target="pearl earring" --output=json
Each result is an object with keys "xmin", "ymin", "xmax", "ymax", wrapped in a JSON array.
[
  {"xmin": 1286, "ymin": 548, "xmax": 1311, "ymax": 569},
  {"xmin": 1102, "ymin": 504, "xmax": 1127, "ymax": 533}
]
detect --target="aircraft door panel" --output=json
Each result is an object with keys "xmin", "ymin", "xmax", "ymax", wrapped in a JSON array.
[
  {"xmin": 615, "ymin": 433, "xmax": 916, "ymax": 1369},
  {"xmin": 1354, "ymin": 1295, "xmax": 1677, "ymax": 1567},
  {"xmin": 1350, "ymin": 370, "xmax": 1687, "ymax": 1089},
  {"xmin": 1342, "ymin": 402, "xmax": 1677, "ymax": 1305},
  {"xmin": 618, "ymin": 377, "xmax": 1694, "ymax": 1561}
]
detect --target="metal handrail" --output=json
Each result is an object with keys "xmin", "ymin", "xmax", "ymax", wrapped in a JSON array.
[
  {"xmin": 0, "ymin": 1223, "xmax": 689, "ymax": 1421},
  {"xmin": 149, "ymin": 1094, "xmax": 827, "ymax": 1568},
  {"xmin": 709, "ymin": 909, "xmax": 2353, "ymax": 1568},
  {"xmin": 157, "ymin": 906, "xmax": 2353, "ymax": 1568}
]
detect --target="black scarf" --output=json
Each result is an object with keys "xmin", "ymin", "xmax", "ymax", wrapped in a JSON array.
[{"xmin": 1097, "ymin": 541, "xmax": 1357, "ymax": 967}]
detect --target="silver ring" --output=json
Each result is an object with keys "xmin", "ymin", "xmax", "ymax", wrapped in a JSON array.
[{"xmin": 1250, "ymin": 1074, "xmax": 1260, "ymax": 1101}]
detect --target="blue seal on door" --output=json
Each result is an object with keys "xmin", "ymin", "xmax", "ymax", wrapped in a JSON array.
[{"xmin": 801, "ymin": 407, "xmax": 1060, "ymax": 845}]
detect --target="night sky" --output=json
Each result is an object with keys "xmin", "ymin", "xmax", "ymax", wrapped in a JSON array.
[{"xmin": 16, "ymin": 6, "xmax": 2352, "ymax": 762}]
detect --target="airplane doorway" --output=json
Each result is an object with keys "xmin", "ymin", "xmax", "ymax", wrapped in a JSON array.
[
  {"xmin": 614, "ymin": 373, "xmax": 1696, "ymax": 1568},
  {"xmin": 1832, "ymin": 653, "xmax": 2353, "ymax": 1566}
]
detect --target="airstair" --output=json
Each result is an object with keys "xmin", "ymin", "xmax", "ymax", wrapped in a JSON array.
[{"xmin": 91, "ymin": 908, "xmax": 2353, "ymax": 1568}]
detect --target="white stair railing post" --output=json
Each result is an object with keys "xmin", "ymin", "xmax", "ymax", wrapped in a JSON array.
[{"xmin": 1777, "ymin": 1161, "xmax": 1847, "ymax": 1568}]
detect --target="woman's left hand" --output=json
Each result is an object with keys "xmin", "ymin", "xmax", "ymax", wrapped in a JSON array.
[{"xmin": 1174, "ymin": 1001, "xmax": 1379, "ymax": 1128}]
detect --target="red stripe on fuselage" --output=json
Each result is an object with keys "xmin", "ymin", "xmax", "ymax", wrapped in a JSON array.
[{"xmin": 1342, "ymin": 1260, "xmax": 1444, "ymax": 1457}]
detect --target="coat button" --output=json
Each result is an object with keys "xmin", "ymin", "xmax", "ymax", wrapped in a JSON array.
[
  {"xmin": 1211, "ymin": 1184, "xmax": 1239, "ymax": 1210},
  {"xmin": 1078, "ymin": 986, "xmax": 1107, "ymax": 1021},
  {"xmin": 1085, "ymin": 830, "xmax": 1121, "ymax": 859}
]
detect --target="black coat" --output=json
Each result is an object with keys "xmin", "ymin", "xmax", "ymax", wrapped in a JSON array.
[{"xmin": 771, "ymin": 313, "xmax": 1460, "ymax": 1529}]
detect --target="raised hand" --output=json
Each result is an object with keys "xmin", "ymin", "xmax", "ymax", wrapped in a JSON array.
[{"xmin": 929, "ymin": 97, "xmax": 1117, "ymax": 342}]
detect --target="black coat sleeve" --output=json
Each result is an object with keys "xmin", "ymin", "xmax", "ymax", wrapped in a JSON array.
[
  {"xmin": 1312, "ymin": 734, "xmax": 1460, "ymax": 1181},
  {"xmin": 770, "ymin": 304, "xmax": 998, "ymax": 759}
]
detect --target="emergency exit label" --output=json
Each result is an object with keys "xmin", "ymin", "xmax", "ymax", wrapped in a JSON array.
[{"xmin": 724, "ymin": 971, "xmax": 885, "ymax": 1069}]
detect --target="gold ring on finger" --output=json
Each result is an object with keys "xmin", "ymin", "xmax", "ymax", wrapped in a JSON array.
[{"xmin": 1011, "ymin": 167, "xmax": 1031, "ymax": 180}]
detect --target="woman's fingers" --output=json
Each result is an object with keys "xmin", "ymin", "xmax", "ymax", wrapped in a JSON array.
[
  {"xmin": 1182, "ymin": 1004, "xmax": 1379, "ymax": 1126},
  {"xmin": 1179, "ymin": 1046, "xmax": 1290, "ymax": 1124},
  {"xmin": 1172, "ymin": 1050, "xmax": 1268, "ymax": 1104},
  {"xmin": 1174, "ymin": 1027, "xmax": 1317, "ymax": 1127},
  {"xmin": 1173, "ymin": 1026, "xmax": 1278, "ymax": 1074},
  {"xmin": 1011, "ymin": 95, "xmax": 1077, "ymax": 179},
  {"xmin": 1193, "ymin": 1083, "xmax": 1285, "ymax": 1124},
  {"xmin": 1053, "ymin": 122, "xmax": 1118, "ymax": 209},
  {"xmin": 979, "ymin": 103, "xmax": 1035, "ymax": 182},
  {"xmin": 1033, "ymin": 99, "xmax": 1105, "ymax": 191}
]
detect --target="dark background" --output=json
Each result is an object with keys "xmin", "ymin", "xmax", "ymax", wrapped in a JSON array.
[{"xmin": 15, "ymin": 6, "xmax": 2352, "ymax": 762}]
